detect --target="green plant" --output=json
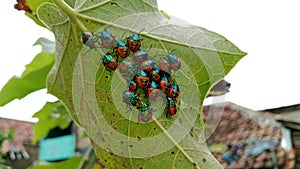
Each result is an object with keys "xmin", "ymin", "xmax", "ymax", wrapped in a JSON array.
[
  {"xmin": 0, "ymin": 129, "xmax": 14, "ymax": 169},
  {"xmin": 1, "ymin": 0, "xmax": 246, "ymax": 168}
]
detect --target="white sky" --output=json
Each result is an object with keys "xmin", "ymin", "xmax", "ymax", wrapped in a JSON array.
[{"xmin": 0, "ymin": 0, "xmax": 300, "ymax": 122}]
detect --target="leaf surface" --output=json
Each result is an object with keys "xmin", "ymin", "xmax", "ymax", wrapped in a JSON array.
[
  {"xmin": 0, "ymin": 38, "xmax": 55, "ymax": 106},
  {"xmin": 32, "ymin": 101, "xmax": 71, "ymax": 144},
  {"xmin": 27, "ymin": 156, "xmax": 83, "ymax": 169},
  {"xmin": 37, "ymin": 0, "xmax": 246, "ymax": 168}
]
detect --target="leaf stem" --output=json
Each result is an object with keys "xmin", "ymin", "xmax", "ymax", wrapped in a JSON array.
[
  {"xmin": 77, "ymin": 146, "xmax": 95, "ymax": 169},
  {"xmin": 152, "ymin": 116, "xmax": 201, "ymax": 169},
  {"xmin": 52, "ymin": 0, "xmax": 88, "ymax": 32},
  {"xmin": 76, "ymin": 0, "xmax": 112, "ymax": 13}
]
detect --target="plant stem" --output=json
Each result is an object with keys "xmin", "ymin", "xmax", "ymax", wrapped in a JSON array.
[
  {"xmin": 77, "ymin": 146, "xmax": 95, "ymax": 169},
  {"xmin": 52, "ymin": 0, "xmax": 88, "ymax": 32}
]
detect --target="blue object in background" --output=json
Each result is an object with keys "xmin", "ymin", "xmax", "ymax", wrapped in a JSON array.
[
  {"xmin": 245, "ymin": 138, "xmax": 278, "ymax": 157},
  {"xmin": 222, "ymin": 144, "xmax": 242, "ymax": 164},
  {"xmin": 39, "ymin": 134, "xmax": 76, "ymax": 162}
]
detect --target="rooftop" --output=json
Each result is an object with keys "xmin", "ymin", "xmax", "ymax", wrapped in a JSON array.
[
  {"xmin": 0, "ymin": 117, "xmax": 34, "ymax": 153},
  {"xmin": 203, "ymin": 102, "xmax": 296, "ymax": 168},
  {"xmin": 262, "ymin": 104, "xmax": 300, "ymax": 125}
]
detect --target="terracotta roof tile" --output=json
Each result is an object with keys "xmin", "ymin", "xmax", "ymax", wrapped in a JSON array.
[
  {"xmin": 0, "ymin": 117, "xmax": 34, "ymax": 153},
  {"xmin": 203, "ymin": 102, "xmax": 296, "ymax": 168}
]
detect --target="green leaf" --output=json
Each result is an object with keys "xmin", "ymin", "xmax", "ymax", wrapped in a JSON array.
[
  {"xmin": 28, "ymin": 156, "xmax": 83, "ymax": 169},
  {"xmin": 33, "ymin": 37, "xmax": 56, "ymax": 54},
  {"xmin": 24, "ymin": 0, "xmax": 54, "ymax": 28},
  {"xmin": 209, "ymin": 143, "xmax": 227, "ymax": 153},
  {"xmin": 26, "ymin": 0, "xmax": 53, "ymax": 13},
  {"xmin": 25, "ymin": 12, "xmax": 48, "ymax": 28},
  {"xmin": 0, "ymin": 128, "xmax": 15, "ymax": 144},
  {"xmin": 0, "ymin": 164, "xmax": 11, "ymax": 169},
  {"xmin": 0, "ymin": 38, "xmax": 55, "ymax": 106},
  {"xmin": 32, "ymin": 101, "xmax": 71, "ymax": 144},
  {"xmin": 37, "ymin": 0, "xmax": 246, "ymax": 168}
]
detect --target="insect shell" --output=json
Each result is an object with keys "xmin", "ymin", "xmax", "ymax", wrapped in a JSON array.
[
  {"xmin": 138, "ymin": 103, "xmax": 152, "ymax": 122},
  {"xmin": 148, "ymin": 81, "xmax": 160, "ymax": 100},
  {"xmin": 127, "ymin": 33, "xmax": 141, "ymax": 51},
  {"xmin": 119, "ymin": 61, "xmax": 137, "ymax": 80},
  {"xmin": 128, "ymin": 80, "xmax": 137, "ymax": 92},
  {"xmin": 119, "ymin": 60, "xmax": 134, "ymax": 73},
  {"xmin": 115, "ymin": 40, "xmax": 130, "ymax": 59},
  {"xmin": 159, "ymin": 76, "xmax": 170, "ymax": 93},
  {"xmin": 168, "ymin": 53, "xmax": 181, "ymax": 70},
  {"xmin": 133, "ymin": 50, "xmax": 148, "ymax": 63},
  {"xmin": 138, "ymin": 110, "xmax": 153, "ymax": 122},
  {"xmin": 159, "ymin": 58, "xmax": 170, "ymax": 72},
  {"xmin": 134, "ymin": 70, "xmax": 150, "ymax": 89},
  {"xmin": 99, "ymin": 30, "xmax": 116, "ymax": 49},
  {"xmin": 167, "ymin": 97, "xmax": 177, "ymax": 116},
  {"xmin": 139, "ymin": 59, "xmax": 154, "ymax": 73},
  {"xmin": 149, "ymin": 68, "xmax": 161, "ymax": 82},
  {"xmin": 81, "ymin": 32, "xmax": 99, "ymax": 49},
  {"xmin": 168, "ymin": 84, "xmax": 180, "ymax": 100},
  {"xmin": 102, "ymin": 53, "xmax": 118, "ymax": 71},
  {"xmin": 122, "ymin": 90, "xmax": 138, "ymax": 108}
]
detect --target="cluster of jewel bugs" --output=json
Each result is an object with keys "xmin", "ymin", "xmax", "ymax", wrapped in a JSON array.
[
  {"xmin": 81, "ymin": 28, "xmax": 181, "ymax": 122},
  {"xmin": 159, "ymin": 52, "xmax": 182, "ymax": 72}
]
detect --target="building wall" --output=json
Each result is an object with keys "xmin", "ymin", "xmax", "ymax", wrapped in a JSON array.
[{"xmin": 292, "ymin": 130, "xmax": 300, "ymax": 168}]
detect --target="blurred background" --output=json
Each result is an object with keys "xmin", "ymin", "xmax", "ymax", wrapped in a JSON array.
[{"xmin": 1, "ymin": 0, "xmax": 300, "ymax": 122}]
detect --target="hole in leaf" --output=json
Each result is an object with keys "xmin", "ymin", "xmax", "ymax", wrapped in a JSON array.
[{"xmin": 110, "ymin": 2, "xmax": 118, "ymax": 6}]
